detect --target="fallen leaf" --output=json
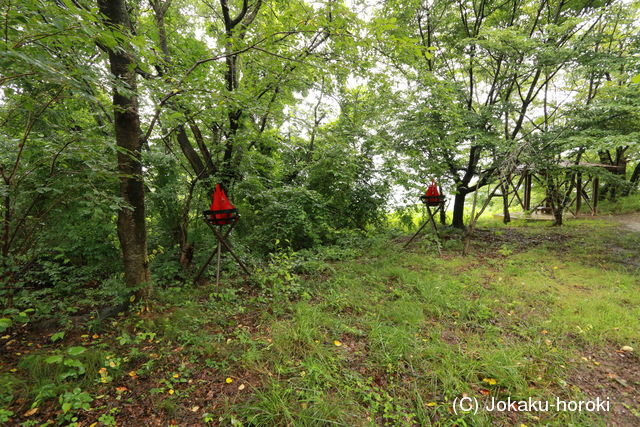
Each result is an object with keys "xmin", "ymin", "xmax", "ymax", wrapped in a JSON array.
[
  {"xmin": 115, "ymin": 386, "xmax": 128, "ymax": 393},
  {"xmin": 128, "ymin": 371, "xmax": 137, "ymax": 378},
  {"xmin": 621, "ymin": 346, "xmax": 634, "ymax": 352},
  {"xmin": 480, "ymin": 389, "xmax": 490, "ymax": 396},
  {"xmin": 482, "ymin": 378, "xmax": 497, "ymax": 385},
  {"xmin": 191, "ymin": 406, "xmax": 200, "ymax": 412},
  {"xmin": 426, "ymin": 402, "xmax": 437, "ymax": 407},
  {"xmin": 333, "ymin": 340, "xmax": 342, "ymax": 347},
  {"xmin": 23, "ymin": 407, "xmax": 38, "ymax": 417},
  {"xmin": 168, "ymin": 389, "xmax": 174, "ymax": 395},
  {"xmin": 238, "ymin": 384, "xmax": 246, "ymax": 391},
  {"xmin": 225, "ymin": 377, "xmax": 233, "ymax": 384}
]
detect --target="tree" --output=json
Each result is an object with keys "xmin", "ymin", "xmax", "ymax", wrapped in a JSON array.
[
  {"xmin": 98, "ymin": 0, "xmax": 151, "ymax": 294},
  {"xmin": 139, "ymin": 0, "xmax": 360, "ymax": 264},
  {"xmin": 377, "ymin": 0, "xmax": 612, "ymax": 227}
]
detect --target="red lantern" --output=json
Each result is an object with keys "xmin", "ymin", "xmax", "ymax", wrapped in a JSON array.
[
  {"xmin": 421, "ymin": 180, "xmax": 444, "ymax": 206},
  {"xmin": 208, "ymin": 184, "xmax": 237, "ymax": 225}
]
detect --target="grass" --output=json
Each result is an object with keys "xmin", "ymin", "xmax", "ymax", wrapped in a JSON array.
[
  {"xmin": 598, "ymin": 193, "xmax": 640, "ymax": 215},
  {"xmin": 1, "ymin": 213, "xmax": 639, "ymax": 425}
]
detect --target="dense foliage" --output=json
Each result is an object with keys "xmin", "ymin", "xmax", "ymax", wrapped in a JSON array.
[{"xmin": 0, "ymin": 0, "xmax": 638, "ymax": 328}]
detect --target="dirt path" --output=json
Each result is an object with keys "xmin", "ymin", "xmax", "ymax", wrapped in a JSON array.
[{"xmin": 611, "ymin": 212, "xmax": 640, "ymax": 232}]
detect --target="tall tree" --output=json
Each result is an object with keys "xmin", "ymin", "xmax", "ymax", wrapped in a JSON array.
[{"xmin": 98, "ymin": 0, "xmax": 151, "ymax": 294}]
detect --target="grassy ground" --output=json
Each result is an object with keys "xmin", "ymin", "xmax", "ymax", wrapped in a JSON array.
[{"xmin": 1, "ymin": 215, "xmax": 639, "ymax": 426}]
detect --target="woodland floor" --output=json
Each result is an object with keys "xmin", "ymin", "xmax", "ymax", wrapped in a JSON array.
[{"xmin": 1, "ymin": 214, "xmax": 639, "ymax": 426}]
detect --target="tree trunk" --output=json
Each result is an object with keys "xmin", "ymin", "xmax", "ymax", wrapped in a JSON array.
[
  {"xmin": 2, "ymin": 194, "xmax": 13, "ymax": 308},
  {"xmin": 501, "ymin": 183, "xmax": 510, "ymax": 224},
  {"xmin": 452, "ymin": 190, "xmax": 467, "ymax": 229},
  {"xmin": 548, "ymin": 180, "xmax": 564, "ymax": 227},
  {"xmin": 552, "ymin": 207, "xmax": 563, "ymax": 226},
  {"xmin": 98, "ymin": 0, "xmax": 150, "ymax": 296},
  {"xmin": 439, "ymin": 201, "xmax": 446, "ymax": 225},
  {"xmin": 626, "ymin": 161, "xmax": 640, "ymax": 195}
]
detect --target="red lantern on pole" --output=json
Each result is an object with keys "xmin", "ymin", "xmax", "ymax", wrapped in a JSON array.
[
  {"xmin": 421, "ymin": 180, "xmax": 445, "ymax": 206},
  {"xmin": 208, "ymin": 184, "xmax": 237, "ymax": 225},
  {"xmin": 406, "ymin": 179, "xmax": 446, "ymax": 251},
  {"xmin": 195, "ymin": 184, "xmax": 250, "ymax": 286}
]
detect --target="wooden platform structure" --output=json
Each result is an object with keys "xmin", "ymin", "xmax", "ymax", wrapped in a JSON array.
[
  {"xmin": 497, "ymin": 161, "xmax": 623, "ymax": 219},
  {"xmin": 494, "ymin": 212, "xmax": 574, "ymax": 221}
]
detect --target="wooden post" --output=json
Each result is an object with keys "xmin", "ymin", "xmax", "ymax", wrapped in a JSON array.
[
  {"xmin": 208, "ymin": 224, "xmax": 251, "ymax": 275},
  {"xmin": 524, "ymin": 172, "xmax": 532, "ymax": 211},
  {"xmin": 575, "ymin": 173, "xmax": 582, "ymax": 216},
  {"xmin": 592, "ymin": 176, "xmax": 599, "ymax": 215},
  {"xmin": 193, "ymin": 217, "xmax": 238, "ymax": 284},
  {"xmin": 438, "ymin": 185, "xmax": 446, "ymax": 225},
  {"xmin": 404, "ymin": 204, "xmax": 441, "ymax": 252},
  {"xmin": 215, "ymin": 228, "xmax": 222, "ymax": 286}
]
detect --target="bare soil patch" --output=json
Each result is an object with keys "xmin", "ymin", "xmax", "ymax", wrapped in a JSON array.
[{"xmin": 568, "ymin": 347, "xmax": 640, "ymax": 426}]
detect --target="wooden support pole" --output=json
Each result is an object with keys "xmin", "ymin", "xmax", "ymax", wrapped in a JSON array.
[
  {"xmin": 508, "ymin": 174, "xmax": 526, "ymax": 210},
  {"xmin": 592, "ymin": 176, "xmax": 599, "ymax": 215},
  {"xmin": 575, "ymin": 173, "xmax": 582, "ymax": 216},
  {"xmin": 524, "ymin": 172, "xmax": 531, "ymax": 211},
  {"xmin": 404, "ymin": 219, "xmax": 431, "ymax": 248},
  {"xmin": 404, "ymin": 204, "xmax": 441, "ymax": 250},
  {"xmin": 208, "ymin": 223, "xmax": 251, "ymax": 275},
  {"xmin": 426, "ymin": 205, "xmax": 442, "ymax": 256},
  {"xmin": 215, "ymin": 230, "xmax": 222, "ymax": 287},
  {"xmin": 193, "ymin": 218, "xmax": 237, "ymax": 284}
]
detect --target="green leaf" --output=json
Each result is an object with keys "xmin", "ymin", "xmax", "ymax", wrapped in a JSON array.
[
  {"xmin": 67, "ymin": 346, "xmax": 86, "ymax": 356},
  {"xmin": 62, "ymin": 402, "xmax": 71, "ymax": 413},
  {"xmin": 64, "ymin": 358, "xmax": 86, "ymax": 373},
  {"xmin": 51, "ymin": 331, "xmax": 65, "ymax": 342},
  {"xmin": 45, "ymin": 355, "xmax": 63, "ymax": 364},
  {"xmin": 0, "ymin": 318, "xmax": 11, "ymax": 332}
]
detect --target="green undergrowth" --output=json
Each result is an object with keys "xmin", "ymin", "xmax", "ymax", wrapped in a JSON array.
[
  {"xmin": 1, "ymin": 218, "xmax": 639, "ymax": 426},
  {"xmin": 598, "ymin": 193, "xmax": 640, "ymax": 215}
]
